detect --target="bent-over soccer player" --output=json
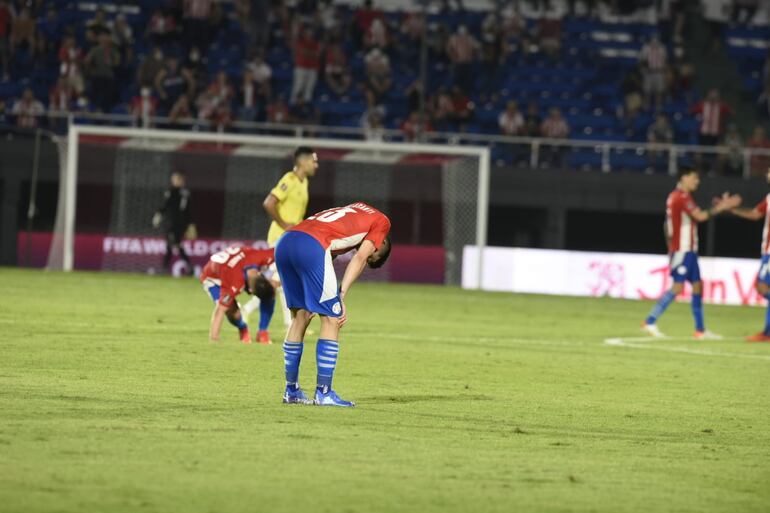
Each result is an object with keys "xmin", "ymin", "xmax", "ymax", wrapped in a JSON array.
[{"xmin": 275, "ymin": 202, "xmax": 392, "ymax": 407}]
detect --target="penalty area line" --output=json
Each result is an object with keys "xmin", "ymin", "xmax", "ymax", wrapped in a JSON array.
[{"xmin": 603, "ymin": 336, "xmax": 770, "ymax": 361}]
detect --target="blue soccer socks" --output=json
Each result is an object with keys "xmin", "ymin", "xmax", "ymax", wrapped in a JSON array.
[
  {"xmin": 691, "ymin": 293, "xmax": 705, "ymax": 332},
  {"xmin": 316, "ymin": 339, "xmax": 339, "ymax": 391},
  {"xmin": 283, "ymin": 341, "xmax": 303, "ymax": 386},
  {"xmin": 646, "ymin": 290, "xmax": 676, "ymax": 325},
  {"xmin": 258, "ymin": 298, "xmax": 275, "ymax": 331}
]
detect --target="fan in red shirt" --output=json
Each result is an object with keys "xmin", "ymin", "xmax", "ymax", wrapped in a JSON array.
[
  {"xmin": 274, "ymin": 202, "xmax": 392, "ymax": 407},
  {"xmin": 199, "ymin": 246, "xmax": 276, "ymax": 344}
]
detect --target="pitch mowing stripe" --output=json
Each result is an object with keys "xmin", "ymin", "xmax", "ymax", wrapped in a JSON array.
[{"xmin": 604, "ymin": 336, "xmax": 770, "ymax": 361}]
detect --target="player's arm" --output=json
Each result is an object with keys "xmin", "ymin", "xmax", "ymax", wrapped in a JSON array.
[
  {"xmin": 339, "ymin": 240, "xmax": 377, "ymax": 299},
  {"xmin": 689, "ymin": 194, "xmax": 741, "ymax": 222},
  {"xmin": 209, "ymin": 302, "xmax": 227, "ymax": 341},
  {"xmin": 262, "ymin": 193, "xmax": 294, "ymax": 230},
  {"xmin": 731, "ymin": 207, "xmax": 764, "ymax": 221}
]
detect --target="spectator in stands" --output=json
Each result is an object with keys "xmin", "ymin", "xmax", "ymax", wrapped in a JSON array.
[
  {"xmin": 319, "ymin": 0, "xmax": 343, "ymax": 38},
  {"xmin": 10, "ymin": 7, "xmax": 36, "ymax": 56},
  {"xmin": 48, "ymin": 75, "xmax": 73, "ymax": 129},
  {"xmin": 499, "ymin": 100, "xmax": 525, "ymax": 136},
  {"xmin": 540, "ymin": 107, "xmax": 569, "ymax": 167},
  {"xmin": 747, "ymin": 125, "xmax": 770, "ymax": 177},
  {"xmin": 535, "ymin": 14, "xmax": 561, "ymax": 61},
  {"xmin": 731, "ymin": 0, "xmax": 759, "ymax": 25},
  {"xmin": 12, "ymin": 87, "xmax": 44, "ymax": 128},
  {"xmin": 647, "ymin": 113, "xmax": 673, "ymax": 172},
  {"xmin": 112, "ymin": 14, "xmax": 134, "ymax": 67},
  {"xmin": 431, "ymin": 87, "xmax": 454, "ymax": 130},
  {"xmin": 168, "ymin": 94, "xmax": 193, "ymax": 127},
  {"xmin": 37, "ymin": 6, "xmax": 63, "ymax": 58},
  {"xmin": 146, "ymin": 8, "xmax": 177, "ymax": 48},
  {"xmin": 245, "ymin": 51, "xmax": 272, "ymax": 101},
  {"xmin": 639, "ymin": 34, "xmax": 667, "ymax": 111},
  {"xmin": 131, "ymin": 86, "xmax": 158, "ymax": 127},
  {"xmin": 0, "ymin": 0, "xmax": 12, "ymax": 80},
  {"xmin": 719, "ymin": 124, "xmax": 743, "ymax": 176},
  {"xmin": 137, "ymin": 47, "xmax": 163, "ymax": 90},
  {"xmin": 324, "ymin": 42, "xmax": 351, "ymax": 97},
  {"xmin": 58, "ymin": 35, "xmax": 84, "ymax": 95},
  {"xmin": 365, "ymin": 17, "xmax": 388, "ymax": 49},
  {"xmin": 85, "ymin": 7, "xmax": 111, "ymax": 45},
  {"xmin": 291, "ymin": 24, "xmax": 320, "ymax": 104},
  {"xmin": 155, "ymin": 57, "xmax": 189, "ymax": 113},
  {"xmin": 523, "ymin": 101, "xmax": 541, "ymax": 136},
  {"xmin": 364, "ymin": 47, "xmax": 391, "ymax": 105},
  {"xmin": 238, "ymin": 68, "xmax": 260, "ymax": 122},
  {"xmin": 183, "ymin": 0, "xmax": 213, "ymax": 50},
  {"xmin": 450, "ymin": 85, "xmax": 474, "ymax": 130},
  {"xmin": 401, "ymin": 111, "xmax": 433, "ymax": 142},
  {"xmin": 500, "ymin": 3, "xmax": 526, "ymax": 40},
  {"xmin": 354, "ymin": 0, "xmax": 384, "ymax": 47},
  {"xmin": 85, "ymin": 33, "xmax": 120, "ymax": 113},
  {"xmin": 266, "ymin": 95, "xmax": 289, "ymax": 124},
  {"xmin": 672, "ymin": 46, "xmax": 694, "ymax": 103},
  {"xmin": 181, "ymin": 46, "xmax": 205, "ymax": 94},
  {"xmin": 0, "ymin": 99, "xmax": 7, "ymax": 128},
  {"xmin": 446, "ymin": 24, "xmax": 478, "ymax": 93},
  {"xmin": 480, "ymin": 13, "xmax": 503, "ymax": 95},
  {"xmin": 691, "ymin": 88, "xmax": 731, "ymax": 146},
  {"xmin": 362, "ymin": 108, "xmax": 385, "ymax": 141}
]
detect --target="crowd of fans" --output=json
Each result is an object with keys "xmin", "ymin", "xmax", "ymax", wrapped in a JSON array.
[{"xmin": 0, "ymin": 0, "xmax": 767, "ymax": 174}]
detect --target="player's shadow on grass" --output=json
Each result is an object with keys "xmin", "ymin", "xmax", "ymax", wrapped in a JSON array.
[{"xmin": 358, "ymin": 393, "xmax": 492, "ymax": 404}]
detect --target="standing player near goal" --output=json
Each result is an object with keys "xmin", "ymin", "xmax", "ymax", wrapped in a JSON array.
[
  {"xmin": 241, "ymin": 147, "xmax": 319, "ymax": 343},
  {"xmin": 200, "ymin": 246, "xmax": 276, "ymax": 343},
  {"xmin": 152, "ymin": 171, "xmax": 195, "ymax": 275},
  {"xmin": 277, "ymin": 202, "xmax": 391, "ymax": 407},
  {"xmin": 642, "ymin": 166, "xmax": 740, "ymax": 339},
  {"xmin": 728, "ymin": 167, "xmax": 770, "ymax": 342}
]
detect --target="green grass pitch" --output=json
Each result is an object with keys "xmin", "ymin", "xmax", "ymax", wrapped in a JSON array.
[{"xmin": 1, "ymin": 268, "xmax": 769, "ymax": 513}]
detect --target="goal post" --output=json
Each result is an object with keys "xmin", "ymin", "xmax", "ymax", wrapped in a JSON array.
[{"xmin": 52, "ymin": 124, "xmax": 490, "ymax": 287}]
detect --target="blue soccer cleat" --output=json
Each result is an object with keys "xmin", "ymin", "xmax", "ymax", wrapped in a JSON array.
[
  {"xmin": 314, "ymin": 387, "xmax": 355, "ymax": 407},
  {"xmin": 282, "ymin": 385, "xmax": 312, "ymax": 405}
]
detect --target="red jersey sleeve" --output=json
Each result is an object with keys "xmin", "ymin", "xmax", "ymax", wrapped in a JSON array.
[
  {"xmin": 756, "ymin": 198, "xmax": 768, "ymax": 215},
  {"xmin": 218, "ymin": 281, "xmax": 239, "ymax": 308},
  {"xmin": 679, "ymin": 193, "xmax": 698, "ymax": 216},
  {"xmin": 364, "ymin": 214, "xmax": 391, "ymax": 249}
]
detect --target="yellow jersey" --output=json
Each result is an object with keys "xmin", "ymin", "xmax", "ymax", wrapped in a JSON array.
[{"xmin": 267, "ymin": 171, "xmax": 309, "ymax": 245}]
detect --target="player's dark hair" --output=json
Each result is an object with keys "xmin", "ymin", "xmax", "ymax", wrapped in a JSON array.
[
  {"xmin": 294, "ymin": 146, "xmax": 315, "ymax": 162},
  {"xmin": 676, "ymin": 165, "xmax": 698, "ymax": 180},
  {"xmin": 368, "ymin": 236, "xmax": 392, "ymax": 269},
  {"xmin": 252, "ymin": 275, "xmax": 275, "ymax": 301}
]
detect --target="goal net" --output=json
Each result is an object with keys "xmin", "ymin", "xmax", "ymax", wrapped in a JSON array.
[{"xmin": 48, "ymin": 125, "xmax": 490, "ymax": 287}]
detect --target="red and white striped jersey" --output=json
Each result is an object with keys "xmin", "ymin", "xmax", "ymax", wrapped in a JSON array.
[
  {"xmin": 640, "ymin": 42, "xmax": 667, "ymax": 71},
  {"xmin": 291, "ymin": 202, "xmax": 391, "ymax": 256},
  {"xmin": 666, "ymin": 188, "xmax": 699, "ymax": 253},
  {"xmin": 692, "ymin": 100, "xmax": 731, "ymax": 136},
  {"xmin": 756, "ymin": 195, "xmax": 770, "ymax": 255}
]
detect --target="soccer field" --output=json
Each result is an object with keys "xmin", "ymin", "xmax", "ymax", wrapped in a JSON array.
[{"xmin": 1, "ymin": 268, "xmax": 768, "ymax": 513}]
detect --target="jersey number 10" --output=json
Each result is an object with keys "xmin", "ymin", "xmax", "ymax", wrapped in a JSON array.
[{"xmin": 308, "ymin": 206, "xmax": 357, "ymax": 223}]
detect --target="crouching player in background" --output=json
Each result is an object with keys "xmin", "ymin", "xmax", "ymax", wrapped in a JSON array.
[
  {"xmin": 200, "ymin": 246, "xmax": 276, "ymax": 344},
  {"xmin": 276, "ymin": 202, "xmax": 392, "ymax": 407},
  {"xmin": 642, "ymin": 166, "xmax": 741, "ymax": 339},
  {"xmin": 729, "ymin": 167, "xmax": 770, "ymax": 342}
]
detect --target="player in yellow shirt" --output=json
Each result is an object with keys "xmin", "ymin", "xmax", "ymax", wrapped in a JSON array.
[{"xmin": 241, "ymin": 147, "xmax": 318, "ymax": 342}]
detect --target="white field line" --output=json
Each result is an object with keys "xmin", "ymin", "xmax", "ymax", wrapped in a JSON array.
[{"xmin": 604, "ymin": 336, "xmax": 770, "ymax": 361}]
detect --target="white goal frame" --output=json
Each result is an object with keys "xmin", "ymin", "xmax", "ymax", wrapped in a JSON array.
[{"xmin": 63, "ymin": 124, "xmax": 491, "ymax": 287}]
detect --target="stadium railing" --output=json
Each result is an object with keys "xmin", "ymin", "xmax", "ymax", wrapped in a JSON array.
[{"xmin": 41, "ymin": 111, "xmax": 770, "ymax": 180}]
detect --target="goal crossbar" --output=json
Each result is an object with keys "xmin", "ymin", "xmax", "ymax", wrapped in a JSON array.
[{"xmin": 64, "ymin": 124, "xmax": 491, "ymax": 288}]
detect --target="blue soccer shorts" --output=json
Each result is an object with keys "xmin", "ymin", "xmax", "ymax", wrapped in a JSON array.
[
  {"xmin": 669, "ymin": 251, "xmax": 701, "ymax": 283},
  {"xmin": 202, "ymin": 277, "xmax": 222, "ymax": 303},
  {"xmin": 274, "ymin": 231, "xmax": 342, "ymax": 318},
  {"xmin": 758, "ymin": 255, "xmax": 770, "ymax": 286}
]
